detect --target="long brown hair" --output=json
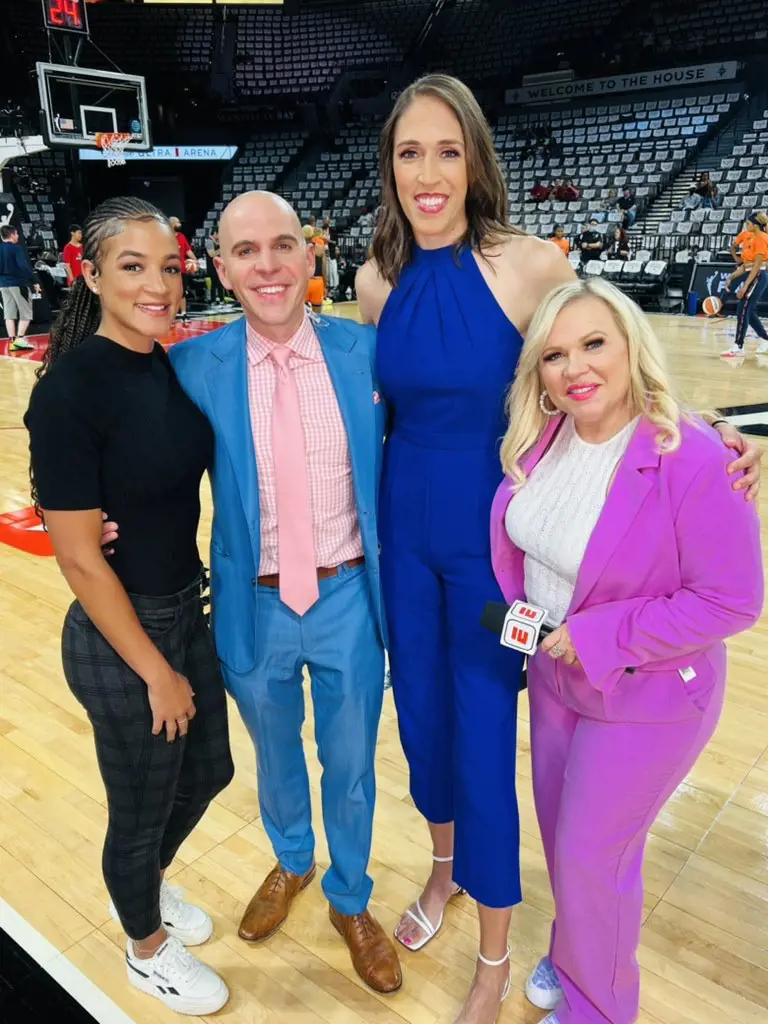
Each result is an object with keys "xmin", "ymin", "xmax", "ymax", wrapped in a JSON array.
[{"xmin": 370, "ymin": 74, "xmax": 524, "ymax": 286}]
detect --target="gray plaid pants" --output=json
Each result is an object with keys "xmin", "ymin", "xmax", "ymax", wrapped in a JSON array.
[{"xmin": 62, "ymin": 577, "xmax": 234, "ymax": 940}]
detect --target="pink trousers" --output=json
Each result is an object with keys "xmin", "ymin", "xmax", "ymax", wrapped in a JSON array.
[{"xmin": 528, "ymin": 655, "xmax": 724, "ymax": 1024}]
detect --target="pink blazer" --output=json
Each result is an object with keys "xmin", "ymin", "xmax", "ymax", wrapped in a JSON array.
[{"xmin": 490, "ymin": 415, "xmax": 763, "ymax": 720}]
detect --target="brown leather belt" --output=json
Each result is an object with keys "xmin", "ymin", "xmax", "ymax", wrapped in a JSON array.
[{"xmin": 257, "ymin": 555, "xmax": 365, "ymax": 589}]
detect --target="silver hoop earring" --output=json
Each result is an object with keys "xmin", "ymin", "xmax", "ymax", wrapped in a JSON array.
[{"xmin": 539, "ymin": 390, "xmax": 559, "ymax": 416}]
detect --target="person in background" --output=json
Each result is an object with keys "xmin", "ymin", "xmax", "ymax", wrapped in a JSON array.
[
  {"xmin": 617, "ymin": 187, "xmax": 637, "ymax": 227},
  {"xmin": 303, "ymin": 223, "xmax": 327, "ymax": 312},
  {"xmin": 721, "ymin": 211, "xmax": 768, "ymax": 358},
  {"xmin": 560, "ymin": 179, "xmax": 581, "ymax": 203},
  {"xmin": 695, "ymin": 171, "xmax": 715, "ymax": 209},
  {"xmin": 530, "ymin": 180, "xmax": 551, "ymax": 204},
  {"xmin": 681, "ymin": 187, "xmax": 702, "ymax": 214},
  {"xmin": 578, "ymin": 219, "xmax": 604, "ymax": 259},
  {"xmin": 606, "ymin": 226, "xmax": 631, "ymax": 261},
  {"xmin": 169, "ymin": 216, "xmax": 197, "ymax": 323},
  {"xmin": 62, "ymin": 223, "xmax": 83, "ymax": 286},
  {"xmin": 327, "ymin": 238, "xmax": 340, "ymax": 297},
  {"xmin": 26, "ymin": 224, "xmax": 45, "ymax": 258},
  {"xmin": 492, "ymin": 277, "xmax": 763, "ymax": 1024},
  {"xmin": 549, "ymin": 225, "xmax": 570, "ymax": 256},
  {"xmin": 0, "ymin": 223, "xmax": 41, "ymax": 351},
  {"xmin": 359, "ymin": 208, "xmax": 376, "ymax": 229},
  {"xmin": 25, "ymin": 197, "xmax": 232, "ymax": 1016},
  {"xmin": 204, "ymin": 227, "xmax": 227, "ymax": 309}
]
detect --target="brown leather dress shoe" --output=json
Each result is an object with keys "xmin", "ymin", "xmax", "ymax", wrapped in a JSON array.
[
  {"xmin": 238, "ymin": 862, "xmax": 316, "ymax": 942},
  {"xmin": 329, "ymin": 905, "xmax": 403, "ymax": 993}
]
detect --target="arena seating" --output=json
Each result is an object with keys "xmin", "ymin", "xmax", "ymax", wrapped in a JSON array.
[
  {"xmin": 192, "ymin": 130, "xmax": 309, "ymax": 253},
  {"xmin": 12, "ymin": 151, "xmax": 70, "ymax": 255},
  {"xmin": 424, "ymin": 0, "xmax": 634, "ymax": 81},
  {"xmin": 234, "ymin": 2, "xmax": 429, "ymax": 98},
  {"xmin": 83, "ymin": 5, "xmax": 214, "ymax": 77},
  {"xmin": 652, "ymin": 104, "xmax": 768, "ymax": 255},
  {"xmin": 287, "ymin": 122, "xmax": 381, "ymax": 231},
  {"xmin": 495, "ymin": 92, "xmax": 738, "ymax": 247},
  {"xmin": 616, "ymin": 0, "xmax": 768, "ymax": 69}
]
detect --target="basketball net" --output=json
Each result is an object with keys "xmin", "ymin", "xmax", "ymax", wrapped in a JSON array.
[{"xmin": 95, "ymin": 132, "xmax": 133, "ymax": 168}]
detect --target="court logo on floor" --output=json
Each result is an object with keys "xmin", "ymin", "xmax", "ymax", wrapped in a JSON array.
[{"xmin": 0, "ymin": 507, "xmax": 54, "ymax": 556}]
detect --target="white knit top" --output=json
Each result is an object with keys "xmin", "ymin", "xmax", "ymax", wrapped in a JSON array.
[{"xmin": 504, "ymin": 416, "xmax": 638, "ymax": 627}]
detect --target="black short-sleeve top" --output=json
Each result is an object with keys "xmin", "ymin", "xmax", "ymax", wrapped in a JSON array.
[{"xmin": 25, "ymin": 334, "xmax": 214, "ymax": 596}]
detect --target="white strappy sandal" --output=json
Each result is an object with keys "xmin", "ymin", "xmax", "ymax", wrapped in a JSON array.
[
  {"xmin": 477, "ymin": 946, "xmax": 511, "ymax": 1006},
  {"xmin": 394, "ymin": 855, "xmax": 467, "ymax": 952}
]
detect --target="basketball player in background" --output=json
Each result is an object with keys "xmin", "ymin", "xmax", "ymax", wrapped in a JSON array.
[
  {"xmin": 722, "ymin": 212, "xmax": 768, "ymax": 357},
  {"xmin": 170, "ymin": 216, "xmax": 198, "ymax": 322},
  {"xmin": 303, "ymin": 223, "xmax": 327, "ymax": 312},
  {"xmin": 62, "ymin": 223, "xmax": 83, "ymax": 285}
]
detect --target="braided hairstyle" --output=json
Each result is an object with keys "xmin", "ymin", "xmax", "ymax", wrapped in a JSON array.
[
  {"xmin": 36, "ymin": 196, "xmax": 172, "ymax": 381},
  {"xmin": 30, "ymin": 197, "xmax": 172, "ymax": 512}
]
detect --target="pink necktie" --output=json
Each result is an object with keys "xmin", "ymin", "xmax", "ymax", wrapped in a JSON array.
[{"xmin": 270, "ymin": 345, "xmax": 319, "ymax": 616}]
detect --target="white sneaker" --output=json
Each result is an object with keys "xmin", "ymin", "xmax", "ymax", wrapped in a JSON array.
[
  {"xmin": 525, "ymin": 955, "xmax": 564, "ymax": 1010},
  {"xmin": 110, "ymin": 880, "xmax": 213, "ymax": 946},
  {"xmin": 757, "ymin": 342, "xmax": 768, "ymax": 355},
  {"xmin": 720, "ymin": 344, "xmax": 743, "ymax": 357},
  {"xmin": 126, "ymin": 936, "xmax": 228, "ymax": 1016}
]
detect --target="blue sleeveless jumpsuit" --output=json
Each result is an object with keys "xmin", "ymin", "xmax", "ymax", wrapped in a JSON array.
[{"xmin": 377, "ymin": 244, "xmax": 525, "ymax": 908}]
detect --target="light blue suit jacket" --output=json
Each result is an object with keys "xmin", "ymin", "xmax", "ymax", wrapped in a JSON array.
[{"xmin": 168, "ymin": 315, "xmax": 386, "ymax": 675}]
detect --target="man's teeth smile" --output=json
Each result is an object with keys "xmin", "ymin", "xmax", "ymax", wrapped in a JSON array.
[{"xmin": 256, "ymin": 285, "xmax": 287, "ymax": 295}]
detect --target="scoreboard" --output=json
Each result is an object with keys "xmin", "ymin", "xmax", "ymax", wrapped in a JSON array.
[{"xmin": 41, "ymin": 0, "xmax": 89, "ymax": 34}]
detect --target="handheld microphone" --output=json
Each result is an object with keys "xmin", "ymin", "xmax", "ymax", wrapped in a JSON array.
[
  {"xmin": 481, "ymin": 600, "xmax": 553, "ymax": 655},
  {"xmin": 481, "ymin": 600, "xmax": 636, "ymax": 673}
]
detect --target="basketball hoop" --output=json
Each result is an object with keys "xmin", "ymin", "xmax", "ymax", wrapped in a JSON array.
[{"xmin": 95, "ymin": 132, "xmax": 133, "ymax": 168}]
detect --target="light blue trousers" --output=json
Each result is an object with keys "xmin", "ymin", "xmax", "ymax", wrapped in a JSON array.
[{"xmin": 223, "ymin": 563, "xmax": 385, "ymax": 916}]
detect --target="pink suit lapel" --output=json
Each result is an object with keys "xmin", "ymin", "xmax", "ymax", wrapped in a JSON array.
[
  {"xmin": 492, "ymin": 415, "xmax": 663, "ymax": 613},
  {"xmin": 566, "ymin": 416, "xmax": 661, "ymax": 614}
]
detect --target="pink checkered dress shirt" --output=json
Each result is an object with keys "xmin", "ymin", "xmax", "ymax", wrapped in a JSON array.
[{"xmin": 246, "ymin": 315, "xmax": 363, "ymax": 576}]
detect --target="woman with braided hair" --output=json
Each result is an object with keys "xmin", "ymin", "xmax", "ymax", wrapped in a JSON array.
[{"xmin": 24, "ymin": 197, "xmax": 232, "ymax": 1016}]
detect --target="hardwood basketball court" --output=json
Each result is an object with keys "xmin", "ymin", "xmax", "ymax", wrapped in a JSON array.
[{"xmin": 1, "ymin": 308, "xmax": 767, "ymax": 1024}]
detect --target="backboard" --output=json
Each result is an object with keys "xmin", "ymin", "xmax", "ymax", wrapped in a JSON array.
[{"xmin": 36, "ymin": 62, "xmax": 151, "ymax": 151}]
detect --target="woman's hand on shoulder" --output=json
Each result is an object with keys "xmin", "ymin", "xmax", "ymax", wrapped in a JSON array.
[{"xmin": 356, "ymin": 259, "xmax": 391, "ymax": 326}]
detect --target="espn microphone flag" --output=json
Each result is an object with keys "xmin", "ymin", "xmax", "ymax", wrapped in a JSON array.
[{"xmin": 480, "ymin": 600, "xmax": 552, "ymax": 654}]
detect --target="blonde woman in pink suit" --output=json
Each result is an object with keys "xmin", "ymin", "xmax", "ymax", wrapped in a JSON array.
[{"xmin": 490, "ymin": 277, "xmax": 763, "ymax": 1024}]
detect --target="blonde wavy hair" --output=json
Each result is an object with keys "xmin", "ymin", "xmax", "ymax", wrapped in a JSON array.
[{"xmin": 500, "ymin": 278, "xmax": 685, "ymax": 486}]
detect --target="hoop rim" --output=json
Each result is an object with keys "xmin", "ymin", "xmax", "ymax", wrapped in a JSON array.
[{"xmin": 94, "ymin": 132, "xmax": 133, "ymax": 149}]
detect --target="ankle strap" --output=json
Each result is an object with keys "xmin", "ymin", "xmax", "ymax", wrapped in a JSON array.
[
  {"xmin": 432, "ymin": 855, "xmax": 454, "ymax": 863},
  {"xmin": 478, "ymin": 947, "xmax": 510, "ymax": 968}
]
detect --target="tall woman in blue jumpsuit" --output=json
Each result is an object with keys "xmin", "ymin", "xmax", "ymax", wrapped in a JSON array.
[{"xmin": 357, "ymin": 76, "xmax": 576, "ymax": 1023}]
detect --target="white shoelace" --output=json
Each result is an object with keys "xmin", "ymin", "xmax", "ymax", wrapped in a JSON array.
[
  {"xmin": 159, "ymin": 882, "xmax": 189, "ymax": 922},
  {"xmin": 153, "ymin": 937, "xmax": 201, "ymax": 985}
]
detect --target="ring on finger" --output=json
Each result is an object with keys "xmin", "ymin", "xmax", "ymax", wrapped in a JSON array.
[{"xmin": 550, "ymin": 645, "xmax": 565, "ymax": 658}]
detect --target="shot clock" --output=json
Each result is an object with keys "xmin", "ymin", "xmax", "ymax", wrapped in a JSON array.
[{"xmin": 41, "ymin": 0, "xmax": 90, "ymax": 35}]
